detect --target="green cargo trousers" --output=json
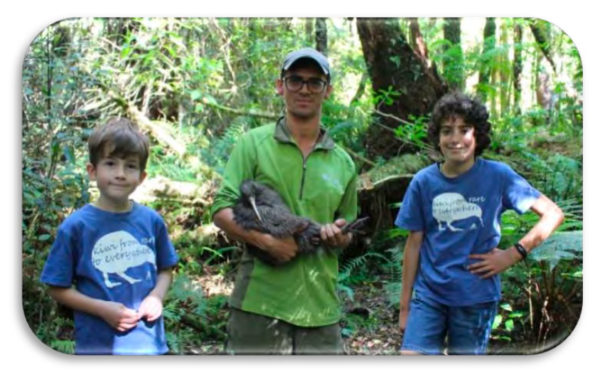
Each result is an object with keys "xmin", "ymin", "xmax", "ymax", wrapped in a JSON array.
[{"xmin": 226, "ymin": 308, "xmax": 345, "ymax": 355}]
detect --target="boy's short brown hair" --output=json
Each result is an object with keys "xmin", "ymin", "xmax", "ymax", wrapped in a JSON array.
[
  {"xmin": 88, "ymin": 118, "xmax": 150, "ymax": 171},
  {"xmin": 428, "ymin": 92, "xmax": 492, "ymax": 157}
]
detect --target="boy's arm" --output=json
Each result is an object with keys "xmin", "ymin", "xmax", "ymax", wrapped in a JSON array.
[
  {"xmin": 399, "ymin": 230, "xmax": 423, "ymax": 331},
  {"xmin": 213, "ymin": 207, "xmax": 299, "ymax": 264},
  {"xmin": 468, "ymin": 194, "xmax": 564, "ymax": 278},
  {"xmin": 138, "ymin": 268, "xmax": 174, "ymax": 322},
  {"xmin": 48, "ymin": 286, "xmax": 139, "ymax": 332}
]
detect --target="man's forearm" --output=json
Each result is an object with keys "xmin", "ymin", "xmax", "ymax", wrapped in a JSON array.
[
  {"xmin": 213, "ymin": 207, "xmax": 298, "ymax": 263},
  {"xmin": 213, "ymin": 208, "xmax": 267, "ymax": 249}
]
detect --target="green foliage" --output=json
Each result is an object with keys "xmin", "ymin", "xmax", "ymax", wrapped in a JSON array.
[
  {"xmin": 33, "ymin": 313, "xmax": 75, "ymax": 354},
  {"xmin": 373, "ymin": 86, "xmax": 402, "ymax": 106},
  {"xmin": 337, "ymin": 250, "xmax": 395, "ymax": 340},
  {"xmin": 493, "ymin": 233, "xmax": 582, "ymax": 352},
  {"xmin": 492, "ymin": 303, "xmax": 526, "ymax": 342},
  {"xmin": 165, "ymin": 273, "xmax": 205, "ymax": 315},
  {"xmin": 491, "ymin": 148, "xmax": 582, "ymax": 204},
  {"xmin": 50, "ymin": 339, "xmax": 76, "ymax": 354},
  {"xmin": 163, "ymin": 274, "xmax": 205, "ymax": 353},
  {"xmin": 529, "ymin": 231, "xmax": 582, "ymax": 269},
  {"xmin": 341, "ymin": 311, "xmax": 380, "ymax": 339},
  {"xmin": 383, "ymin": 244, "xmax": 404, "ymax": 308},
  {"xmin": 394, "ymin": 115, "xmax": 431, "ymax": 150},
  {"xmin": 201, "ymin": 118, "xmax": 249, "ymax": 175},
  {"xmin": 22, "ymin": 28, "xmax": 91, "ymax": 344},
  {"xmin": 337, "ymin": 251, "xmax": 392, "ymax": 303},
  {"xmin": 490, "ymin": 207, "xmax": 582, "ymax": 352}
]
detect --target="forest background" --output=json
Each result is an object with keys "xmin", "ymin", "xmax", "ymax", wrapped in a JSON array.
[{"xmin": 20, "ymin": 16, "xmax": 583, "ymax": 357}]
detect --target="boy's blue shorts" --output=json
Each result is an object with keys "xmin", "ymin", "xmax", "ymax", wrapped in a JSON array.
[{"xmin": 401, "ymin": 292, "xmax": 498, "ymax": 355}]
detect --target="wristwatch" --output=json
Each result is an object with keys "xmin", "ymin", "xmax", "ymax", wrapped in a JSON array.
[{"xmin": 514, "ymin": 242, "xmax": 528, "ymax": 260}]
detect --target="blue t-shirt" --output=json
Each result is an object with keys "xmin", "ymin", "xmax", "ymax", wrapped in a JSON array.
[
  {"xmin": 40, "ymin": 203, "xmax": 178, "ymax": 355},
  {"xmin": 395, "ymin": 159, "xmax": 540, "ymax": 306}
]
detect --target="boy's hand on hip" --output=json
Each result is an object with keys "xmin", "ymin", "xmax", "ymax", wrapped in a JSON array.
[
  {"xmin": 99, "ymin": 301, "xmax": 140, "ymax": 332},
  {"xmin": 468, "ymin": 248, "xmax": 521, "ymax": 278},
  {"xmin": 138, "ymin": 294, "xmax": 164, "ymax": 322}
]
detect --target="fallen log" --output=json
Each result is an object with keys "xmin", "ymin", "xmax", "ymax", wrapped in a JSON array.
[
  {"xmin": 129, "ymin": 175, "xmax": 215, "ymax": 206},
  {"xmin": 353, "ymin": 153, "xmax": 431, "ymax": 244}
]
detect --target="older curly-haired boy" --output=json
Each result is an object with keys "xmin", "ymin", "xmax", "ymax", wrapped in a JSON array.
[{"xmin": 395, "ymin": 92, "xmax": 564, "ymax": 354}]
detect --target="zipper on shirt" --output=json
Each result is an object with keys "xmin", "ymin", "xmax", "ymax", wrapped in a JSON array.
[
  {"xmin": 299, "ymin": 158, "xmax": 307, "ymax": 200},
  {"xmin": 293, "ymin": 136, "xmax": 322, "ymax": 200},
  {"xmin": 299, "ymin": 147, "xmax": 319, "ymax": 201}
]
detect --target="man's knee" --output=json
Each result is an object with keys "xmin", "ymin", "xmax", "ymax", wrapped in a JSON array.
[{"xmin": 293, "ymin": 323, "xmax": 345, "ymax": 355}]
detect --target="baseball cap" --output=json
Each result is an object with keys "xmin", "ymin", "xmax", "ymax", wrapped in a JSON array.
[{"xmin": 281, "ymin": 48, "xmax": 330, "ymax": 80}]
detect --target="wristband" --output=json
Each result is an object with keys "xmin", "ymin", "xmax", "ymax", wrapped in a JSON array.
[{"xmin": 514, "ymin": 242, "xmax": 528, "ymax": 260}]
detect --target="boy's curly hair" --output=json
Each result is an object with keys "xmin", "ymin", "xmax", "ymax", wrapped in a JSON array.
[
  {"xmin": 88, "ymin": 118, "xmax": 150, "ymax": 171},
  {"xmin": 427, "ymin": 92, "xmax": 491, "ymax": 157}
]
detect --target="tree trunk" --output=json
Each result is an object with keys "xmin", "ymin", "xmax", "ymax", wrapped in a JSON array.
[
  {"xmin": 305, "ymin": 18, "xmax": 314, "ymax": 45},
  {"xmin": 409, "ymin": 18, "xmax": 428, "ymax": 60},
  {"xmin": 357, "ymin": 18, "xmax": 446, "ymax": 159},
  {"xmin": 442, "ymin": 18, "xmax": 464, "ymax": 90},
  {"xmin": 513, "ymin": 21, "xmax": 523, "ymax": 115},
  {"xmin": 478, "ymin": 17, "xmax": 496, "ymax": 103},
  {"xmin": 529, "ymin": 19, "xmax": 557, "ymax": 73},
  {"xmin": 315, "ymin": 18, "xmax": 328, "ymax": 55},
  {"xmin": 350, "ymin": 72, "xmax": 369, "ymax": 105},
  {"xmin": 498, "ymin": 20, "xmax": 511, "ymax": 116},
  {"xmin": 536, "ymin": 72, "xmax": 552, "ymax": 110}
]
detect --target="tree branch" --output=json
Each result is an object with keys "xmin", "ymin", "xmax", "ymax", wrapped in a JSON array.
[
  {"xmin": 126, "ymin": 102, "xmax": 187, "ymax": 157},
  {"xmin": 373, "ymin": 108, "xmax": 416, "ymax": 127},
  {"xmin": 199, "ymin": 96, "xmax": 279, "ymax": 119},
  {"xmin": 344, "ymin": 146, "xmax": 377, "ymax": 167}
]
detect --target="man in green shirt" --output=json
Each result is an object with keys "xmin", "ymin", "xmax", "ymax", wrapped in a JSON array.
[{"xmin": 211, "ymin": 47, "xmax": 357, "ymax": 354}]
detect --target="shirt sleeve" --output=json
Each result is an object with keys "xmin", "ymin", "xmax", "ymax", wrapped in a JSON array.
[
  {"xmin": 394, "ymin": 176, "xmax": 425, "ymax": 232},
  {"xmin": 210, "ymin": 133, "xmax": 257, "ymax": 218},
  {"xmin": 501, "ymin": 164, "xmax": 541, "ymax": 214},
  {"xmin": 40, "ymin": 224, "xmax": 76, "ymax": 287},
  {"xmin": 154, "ymin": 215, "xmax": 179, "ymax": 270}
]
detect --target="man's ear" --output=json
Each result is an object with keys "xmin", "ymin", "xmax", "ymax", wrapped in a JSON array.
[
  {"xmin": 276, "ymin": 78, "xmax": 284, "ymax": 96},
  {"xmin": 139, "ymin": 171, "xmax": 147, "ymax": 184},
  {"xmin": 323, "ymin": 84, "xmax": 333, "ymax": 99},
  {"xmin": 86, "ymin": 162, "xmax": 96, "ymax": 180}
]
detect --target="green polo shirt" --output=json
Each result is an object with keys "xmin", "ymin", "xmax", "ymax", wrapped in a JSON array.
[{"xmin": 211, "ymin": 117, "xmax": 358, "ymax": 327}]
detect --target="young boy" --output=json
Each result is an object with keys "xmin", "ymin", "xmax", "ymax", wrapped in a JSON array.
[
  {"xmin": 40, "ymin": 118, "xmax": 178, "ymax": 355},
  {"xmin": 395, "ymin": 92, "xmax": 564, "ymax": 355}
]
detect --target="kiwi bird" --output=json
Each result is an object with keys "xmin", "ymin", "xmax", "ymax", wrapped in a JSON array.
[{"xmin": 232, "ymin": 180, "xmax": 368, "ymax": 262}]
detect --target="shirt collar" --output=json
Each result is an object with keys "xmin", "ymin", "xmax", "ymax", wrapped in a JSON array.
[{"xmin": 273, "ymin": 116, "xmax": 335, "ymax": 150}]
